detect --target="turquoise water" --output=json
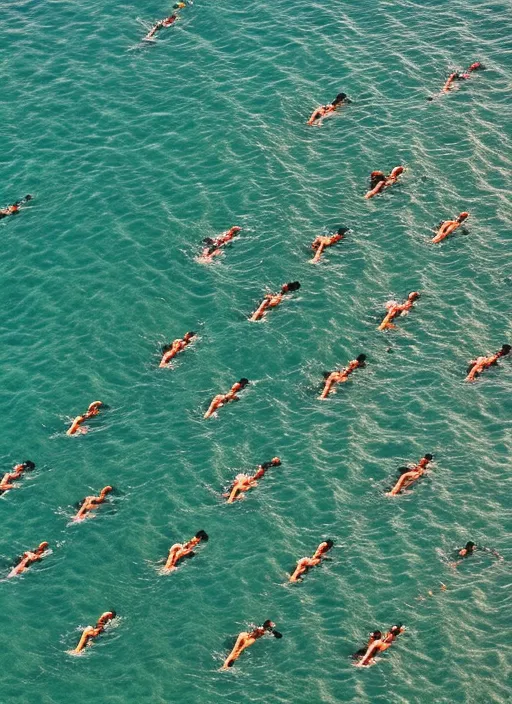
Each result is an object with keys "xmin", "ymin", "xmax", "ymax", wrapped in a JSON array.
[{"xmin": 1, "ymin": 0, "xmax": 511, "ymax": 701}]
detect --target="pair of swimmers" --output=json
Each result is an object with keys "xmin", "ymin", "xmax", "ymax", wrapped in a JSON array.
[
  {"xmin": 67, "ymin": 401, "xmax": 104, "ymax": 436},
  {"xmin": 72, "ymin": 611, "xmax": 117, "ymax": 654},
  {"xmin": 378, "ymin": 292, "xmax": 419, "ymax": 331},
  {"xmin": 144, "ymin": 2, "xmax": 188, "ymax": 40},
  {"xmin": 0, "ymin": 194, "xmax": 32, "ymax": 219},
  {"xmin": 386, "ymin": 454, "xmax": 433, "ymax": 496},
  {"xmin": 0, "ymin": 460, "xmax": 35, "ymax": 494},
  {"xmin": 200, "ymin": 226, "xmax": 241, "ymax": 262},
  {"xmin": 224, "ymin": 457, "xmax": 281, "ymax": 503},
  {"xmin": 8, "ymin": 541, "xmax": 49, "ymax": 578},
  {"xmin": 307, "ymin": 93, "xmax": 351, "ymax": 126},
  {"xmin": 249, "ymin": 281, "xmax": 301, "ymax": 321},
  {"xmin": 320, "ymin": 354, "xmax": 366, "ymax": 399},
  {"xmin": 163, "ymin": 530, "xmax": 209, "ymax": 571},
  {"xmin": 364, "ymin": 166, "xmax": 404, "ymax": 199},
  {"xmin": 353, "ymin": 624, "xmax": 405, "ymax": 667},
  {"xmin": 204, "ymin": 378, "xmax": 249, "ymax": 419},
  {"xmin": 427, "ymin": 62, "xmax": 484, "ymax": 100},
  {"xmin": 465, "ymin": 344, "xmax": 510, "ymax": 382},
  {"xmin": 222, "ymin": 620, "xmax": 282, "ymax": 669},
  {"xmin": 73, "ymin": 486, "xmax": 113, "ymax": 522},
  {"xmin": 159, "ymin": 331, "xmax": 196, "ymax": 367}
]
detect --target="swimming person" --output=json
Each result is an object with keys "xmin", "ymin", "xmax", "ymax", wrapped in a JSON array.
[
  {"xmin": 71, "ymin": 611, "xmax": 117, "ymax": 654},
  {"xmin": 73, "ymin": 486, "xmax": 113, "ymax": 522},
  {"xmin": 364, "ymin": 167, "xmax": 404, "ymax": 199},
  {"xmin": 310, "ymin": 228, "xmax": 348, "ymax": 264},
  {"xmin": 0, "ymin": 460, "xmax": 35, "ymax": 494},
  {"xmin": 249, "ymin": 282, "xmax": 300, "ymax": 321},
  {"xmin": 224, "ymin": 457, "xmax": 281, "ymax": 503},
  {"xmin": 432, "ymin": 212, "xmax": 469, "ymax": 243},
  {"xmin": 144, "ymin": 14, "xmax": 177, "ymax": 40},
  {"xmin": 319, "ymin": 354, "xmax": 366, "ymax": 399},
  {"xmin": 0, "ymin": 194, "xmax": 32, "ymax": 219},
  {"xmin": 442, "ymin": 62, "xmax": 484, "ymax": 93},
  {"xmin": 8, "ymin": 542, "xmax": 49, "ymax": 578},
  {"xmin": 200, "ymin": 226, "xmax": 241, "ymax": 261},
  {"xmin": 307, "ymin": 93, "xmax": 351, "ymax": 126},
  {"xmin": 204, "ymin": 378, "xmax": 249, "ymax": 419},
  {"xmin": 163, "ymin": 530, "xmax": 209, "ymax": 572},
  {"xmin": 386, "ymin": 454, "xmax": 433, "ymax": 496},
  {"xmin": 222, "ymin": 620, "xmax": 282, "ymax": 669},
  {"xmin": 451, "ymin": 541, "xmax": 503, "ymax": 567},
  {"xmin": 465, "ymin": 344, "xmax": 511, "ymax": 382},
  {"xmin": 159, "ymin": 331, "xmax": 196, "ymax": 367},
  {"xmin": 378, "ymin": 292, "xmax": 420, "ymax": 331},
  {"xmin": 289, "ymin": 539, "xmax": 334, "ymax": 582},
  {"xmin": 354, "ymin": 625, "xmax": 405, "ymax": 667},
  {"xmin": 66, "ymin": 401, "xmax": 104, "ymax": 436}
]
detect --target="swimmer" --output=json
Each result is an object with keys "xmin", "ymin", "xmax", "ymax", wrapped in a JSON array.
[
  {"xmin": 354, "ymin": 624, "xmax": 405, "ymax": 667},
  {"xmin": 378, "ymin": 292, "xmax": 419, "ymax": 331},
  {"xmin": 144, "ymin": 14, "xmax": 177, "ymax": 40},
  {"xmin": 0, "ymin": 194, "xmax": 32, "ymax": 220},
  {"xmin": 249, "ymin": 281, "xmax": 300, "ymax": 321},
  {"xmin": 222, "ymin": 620, "xmax": 282, "ymax": 670},
  {"xmin": 223, "ymin": 457, "xmax": 281, "ymax": 503},
  {"xmin": 364, "ymin": 166, "xmax": 404, "ymax": 199},
  {"xmin": 8, "ymin": 541, "xmax": 49, "ymax": 578},
  {"xmin": 439, "ymin": 62, "xmax": 485, "ymax": 97},
  {"xmin": 289, "ymin": 539, "xmax": 334, "ymax": 582},
  {"xmin": 200, "ymin": 226, "xmax": 241, "ymax": 261},
  {"xmin": 66, "ymin": 401, "xmax": 104, "ymax": 436},
  {"xmin": 319, "ymin": 354, "xmax": 366, "ymax": 399},
  {"xmin": 310, "ymin": 228, "xmax": 348, "ymax": 264},
  {"xmin": 465, "ymin": 344, "xmax": 511, "ymax": 382},
  {"xmin": 159, "ymin": 331, "xmax": 196, "ymax": 367},
  {"xmin": 0, "ymin": 460, "xmax": 35, "ymax": 494},
  {"xmin": 450, "ymin": 541, "xmax": 502, "ymax": 568},
  {"xmin": 163, "ymin": 530, "xmax": 208, "ymax": 571},
  {"xmin": 73, "ymin": 486, "xmax": 113, "ymax": 522},
  {"xmin": 386, "ymin": 454, "xmax": 433, "ymax": 496},
  {"xmin": 307, "ymin": 93, "xmax": 351, "ymax": 126},
  {"xmin": 71, "ymin": 611, "xmax": 116, "ymax": 654},
  {"xmin": 204, "ymin": 378, "xmax": 249, "ymax": 419},
  {"xmin": 432, "ymin": 212, "xmax": 469, "ymax": 243}
]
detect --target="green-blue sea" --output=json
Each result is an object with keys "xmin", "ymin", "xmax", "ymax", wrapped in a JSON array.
[{"xmin": 1, "ymin": 1, "xmax": 511, "ymax": 702}]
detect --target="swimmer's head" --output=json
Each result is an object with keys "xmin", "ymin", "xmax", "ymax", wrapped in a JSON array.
[
  {"xmin": 238, "ymin": 378, "xmax": 249, "ymax": 389},
  {"xmin": 185, "ymin": 331, "xmax": 196, "ymax": 340},
  {"xmin": 333, "ymin": 93, "xmax": 347, "ymax": 105},
  {"xmin": 283, "ymin": 281, "xmax": 301, "ymax": 293},
  {"xmin": 458, "ymin": 212, "xmax": 469, "ymax": 222},
  {"xmin": 262, "ymin": 620, "xmax": 275, "ymax": 630},
  {"xmin": 424, "ymin": 454, "xmax": 433, "ymax": 461},
  {"xmin": 337, "ymin": 227, "xmax": 349, "ymax": 236},
  {"xmin": 356, "ymin": 354, "xmax": 366, "ymax": 364},
  {"xmin": 500, "ymin": 344, "xmax": 511, "ymax": 355},
  {"xmin": 23, "ymin": 461, "xmax": 36, "ymax": 471},
  {"xmin": 195, "ymin": 530, "xmax": 209, "ymax": 542},
  {"xmin": 324, "ymin": 539, "xmax": 334, "ymax": 550},
  {"xmin": 408, "ymin": 291, "xmax": 420, "ymax": 301},
  {"xmin": 271, "ymin": 457, "xmax": 281, "ymax": 466},
  {"xmin": 465, "ymin": 541, "xmax": 476, "ymax": 552}
]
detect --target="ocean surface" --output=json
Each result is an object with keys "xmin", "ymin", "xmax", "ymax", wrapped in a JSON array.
[{"xmin": 1, "ymin": 0, "xmax": 511, "ymax": 702}]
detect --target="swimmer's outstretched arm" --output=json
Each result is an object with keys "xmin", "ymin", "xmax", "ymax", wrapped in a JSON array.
[
  {"xmin": 386, "ymin": 470, "xmax": 417, "ymax": 496},
  {"xmin": 364, "ymin": 181, "xmax": 386, "ymax": 199},
  {"xmin": 311, "ymin": 242, "xmax": 326, "ymax": 264},
  {"xmin": 72, "ymin": 626, "xmax": 96, "ymax": 654},
  {"xmin": 222, "ymin": 632, "xmax": 249, "ymax": 669},
  {"xmin": 249, "ymin": 297, "xmax": 271, "ymax": 321}
]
